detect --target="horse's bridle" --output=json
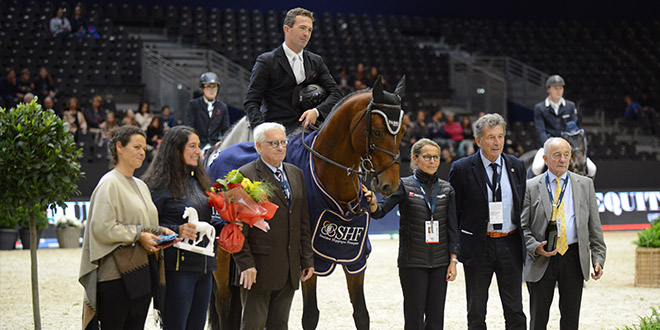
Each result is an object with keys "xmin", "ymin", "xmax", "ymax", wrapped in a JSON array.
[{"xmin": 300, "ymin": 99, "xmax": 402, "ymax": 216}]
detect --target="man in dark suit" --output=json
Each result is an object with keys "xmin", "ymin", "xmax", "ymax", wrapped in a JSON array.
[
  {"xmin": 184, "ymin": 72, "xmax": 230, "ymax": 150},
  {"xmin": 234, "ymin": 122, "xmax": 315, "ymax": 329},
  {"xmin": 243, "ymin": 7, "xmax": 341, "ymax": 134},
  {"xmin": 448, "ymin": 113, "xmax": 527, "ymax": 330},
  {"xmin": 521, "ymin": 137, "xmax": 606, "ymax": 330}
]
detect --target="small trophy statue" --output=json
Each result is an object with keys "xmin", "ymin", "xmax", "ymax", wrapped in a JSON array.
[{"xmin": 173, "ymin": 207, "xmax": 216, "ymax": 257}]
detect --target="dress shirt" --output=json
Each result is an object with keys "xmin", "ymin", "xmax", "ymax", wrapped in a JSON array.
[
  {"xmin": 545, "ymin": 97, "xmax": 566, "ymax": 116},
  {"xmin": 282, "ymin": 42, "xmax": 319, "ymax": 117},
  {"xmin": 262, "ymin": 157, "xmax": 289, "ymax": 183},
  {"xmin": 480, "ymin": 152, "xmax": 515, "ymax": 233},
  {"xmin": 546, "ymin": 171, "xmax": 577, "ymax": 245},
  {"xmin": 203, "ymin": 97, "xmax": 214, "ymax": 118}
]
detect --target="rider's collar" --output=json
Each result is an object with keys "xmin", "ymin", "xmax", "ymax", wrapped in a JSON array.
[
  {"xmin": 545, "ymin": 97, "xmax": 566, "ymax": 107},
  {"xmin": 367, "ymin": 100, "xmax": 404, "ymax": 135}
]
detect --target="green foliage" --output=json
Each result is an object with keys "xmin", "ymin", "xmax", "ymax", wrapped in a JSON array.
[
  {"xmin": 617, "ymin": 306, "xmax": 660, "ymax": 330},
  {"xmin": 634, "ymin": 218, "xmax": 660, "ymax": 248},
  {"xmin": 17, "ymin": 206, "xmax": 49, "ymax": 231},
  {"xmin": 54, "ymin": 215, "xmax": 82, "ymax": 229},
  {"xmin": 0, "ymin": 99, "xmax": 83, "ymax": 219}
]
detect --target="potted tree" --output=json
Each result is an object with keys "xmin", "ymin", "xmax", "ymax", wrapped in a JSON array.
[
  {"xmin": 18, "ymin": 206, "xmax": 49, "ymax": 249},
  {"xmin": 0, "ymin": 99, "xmax": 83, "ymax": 329},
  {"xmin": 54, "ymin": 214, "xmax": 83, "ymax": 248},
  {"xmin": 0, "ymin": 214, "xmax": 18, "ymax": 250},
  {"xmin": 634, "ymin": 217, "xmax": 660, "ymax": 288}
]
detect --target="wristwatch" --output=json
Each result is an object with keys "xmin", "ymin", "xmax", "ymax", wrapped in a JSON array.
[{"xmin": 450, "ymin": 258, "xmax": 459, "ymax": 263}]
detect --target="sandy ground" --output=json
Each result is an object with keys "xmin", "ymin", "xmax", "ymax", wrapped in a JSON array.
[{"xmin": 1, "ymin": 231, "xmax": 658, "ymax": 329}]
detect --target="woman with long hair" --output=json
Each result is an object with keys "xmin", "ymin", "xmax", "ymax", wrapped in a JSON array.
[
  {"xmin": 365, "ymin": 138, "xmax": 459, "ymax": 330},
  {"xmin": 62, "ymin": 96, "xmax": 88, "ymax": 141},
  {"xmin": 79, "ymin": 126, "xmax": 177, "ymax": 329},
  {"xmin": 135, "ymin": 101, "xmax": 154, "ymax": 131},
  {"xmin": 142, "ymin": 126, "xmax": 229, "ymax": 330}
]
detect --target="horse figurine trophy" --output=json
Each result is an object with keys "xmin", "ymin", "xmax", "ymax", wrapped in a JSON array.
[{"xmin": 173, "ymin": 207, "xmax": 216, "ymax": 257}]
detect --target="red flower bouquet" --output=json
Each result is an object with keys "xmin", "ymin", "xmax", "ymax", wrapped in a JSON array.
[{"xmin": 207, "ymin": 170, "xmax": 278, "ymax": 253}]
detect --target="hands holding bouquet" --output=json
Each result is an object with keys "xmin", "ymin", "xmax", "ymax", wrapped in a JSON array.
[{"xmin": 207, "ymin": 170, "xmax": 279, "ymax": 253}]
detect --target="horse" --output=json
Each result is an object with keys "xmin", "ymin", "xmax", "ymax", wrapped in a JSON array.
[
  {"xmin": 523, "ymin": 122, "xmax": 595, "ymax": 178},
  {"xmin": 176, "ymin": 207, "xmax": 216, "ymax": 257},
  {"xmin": 207, "ymin": 75, "xmax": 406, "ymax": 330}
]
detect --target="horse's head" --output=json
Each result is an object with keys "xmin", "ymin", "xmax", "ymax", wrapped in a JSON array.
[
  {"xmin": 351, "ymin": 75, "xmax": 406, "ymax": 196},
  {"xmin": 561, "ymin": 123, "xmax": 587, "ymax": 176}
]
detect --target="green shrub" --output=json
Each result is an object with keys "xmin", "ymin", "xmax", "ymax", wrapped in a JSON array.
[
  {"xmin": 617, "ymin": 306, "xmax": 660, "ymax": 330},
  {"xmin": 634, "ymin": 218, "xmax": 660, "ymax": 248}
]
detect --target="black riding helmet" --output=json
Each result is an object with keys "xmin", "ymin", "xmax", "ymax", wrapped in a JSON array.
[
  {"xmin": 292, "ymin": 84, "xmax": 327, "ymax": 111},
  {"xmin": 200, "ymin": 72, "xmax": 220, "ymax": 88}
]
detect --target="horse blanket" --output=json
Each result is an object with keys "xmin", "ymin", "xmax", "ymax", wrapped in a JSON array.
[{"xmin": 207, "ymin": 131, "xmax": 371, "ymax": 276}]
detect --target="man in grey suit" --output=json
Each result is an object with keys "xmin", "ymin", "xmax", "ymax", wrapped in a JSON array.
[
  {"xmin": 234, "ymin": 122, "xmax": 315, "ymax": 330},
  {"xmin": 520, "ymin": 137, "xmax": 606, "ymax": 330}
]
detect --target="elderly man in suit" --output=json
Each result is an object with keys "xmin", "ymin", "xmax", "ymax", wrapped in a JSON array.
[
  {"xmin": 184, "ymin": 72, "xmax": 230, "ymax": 151},
  {"xmin": 234, "ymin": 122, "xmax": 314, "ymax": 330},
  {"xmin": 521, "ymin": 137, "xmax": 606, "ymax": 330},
  {"xmin": 243, "ymin": 7, "xmax": 341, "ymax": 134},
  {"xmin": 448, "ymin": 113, "xmax": 527, "ymax": 330}
]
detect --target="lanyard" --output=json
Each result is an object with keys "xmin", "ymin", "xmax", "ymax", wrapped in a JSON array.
[
  {"xmin": 484, "ymin": 160, "xmax": 502, "ymax": 202},
  {"xmin": 545, "ymin": 173, "xmax": 569, "ymax": 210},
  {"xmin": 413, "ymin": 176, "xmax": 439, "ymax": 220}
]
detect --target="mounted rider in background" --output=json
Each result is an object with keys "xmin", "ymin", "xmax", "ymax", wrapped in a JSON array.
[{"xmin": 531, "ymin": 75, "xmax": 596, "ymax": 177}]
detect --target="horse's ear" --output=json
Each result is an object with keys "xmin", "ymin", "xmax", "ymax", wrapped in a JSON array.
[
  {"xmin": 372, "ymin": 75, "xmax": 384, "ymax": 102},
  {"xmin": 394, "ymin": 75, "xmax": 406, "ymax": 99}
]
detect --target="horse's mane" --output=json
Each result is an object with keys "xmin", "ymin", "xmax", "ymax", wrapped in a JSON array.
[{"xmin": 318, "ymin": 89, "xmax": 371, "ymax": 132}]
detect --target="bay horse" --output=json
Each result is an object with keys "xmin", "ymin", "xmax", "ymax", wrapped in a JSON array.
[{"xmin": 207, "ymin": 76, "xmax": 406, "ymax": 330}]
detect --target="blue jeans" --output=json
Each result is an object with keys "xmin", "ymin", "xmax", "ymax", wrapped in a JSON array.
[{"xmin": 163, "ymin": 271, "xmax": 213, "ymax": 330}]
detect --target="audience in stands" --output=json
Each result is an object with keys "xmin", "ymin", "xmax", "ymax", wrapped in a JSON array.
[
  {"xmin": 457, "ymin": 116, "xmax": 476, "ymax": 157},
  {"xmin": 85, "ymin": 95, "xmax": 105, "ymax": 129},
  {"xmin": 443, "ymin": 112, "xmax": 464, "ymax": 143},
  {"xmin": 427, "ymin": 109, "xmax": 446, "ymax": 143},
  {"xmin": 400, "ymin": 112, "xmax": 415, "ymax": 161},
  {"xmin": 441, "ymin": 148, "xmax": 454, "ymax": 164},
  {"xmin": 0, "ymin": 69, "xmax": 20, "ymax": 108},
  {"xmin": 351, "ymin": 62, "xmax": 366, "ymax": 89},
  {"xmin": 50, "ymin": 7, "xmax": 71, "ymax": 38},
  {"xmin": 135, "ymin": 102, "xmax": 154, "ymax": 130},
  {"xmin": 159, "ymin": 105, "xmax": 175, "ymax": 130},
  {"xmin": 122, "ymin": 108, "xmax": 138, "ymax": 127},
  {"xmin": 409, "ymin": 110, "xmax": 429, "ymax": 145},
  {"xmin": 100, "ymin": 111, "xmax": 119, "ymax": 140},
  {"xmin": 365, "ymin": 66, "xmax": 384, "ymax": 88},
  {"xmin": 17, "ymin": 69, "xmax": 34, "ymax": 97},
  {"xmin": 71, "ymin": 4, "xmax": 87, "ymax": 41},
  {"xmin": 637, "ymin": 91, "xmax": 658, "ymax": 135},
  {"xmin": 335, "ymin": 66, "xmax": 352, "ymax": 95},
  {"xmin": 42, "ymin": 96, "xmax": 58, "ymax": 116},
  {"xmin": 62, "ymin": 97, "xmax": 88, "ymax": 142},
  {"xmin": 23, "ymin": 93, "xmax": 35, "ymax": 104},
  {"xmin": 33, "ymin": 67, "xmax": 56, "ymax": 101},
  {"xmin": 146, "ymin": 116, "xmax": 165, "ymax": 149}
]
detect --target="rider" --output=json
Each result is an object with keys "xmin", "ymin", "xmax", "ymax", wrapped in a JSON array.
[
  {"xmin": 184, "ymin": 72, "xmax": 231, "ymax": 153},
  {"xmin": 531, "ymin": 75, "xmax": 596, "ymax": 176}
]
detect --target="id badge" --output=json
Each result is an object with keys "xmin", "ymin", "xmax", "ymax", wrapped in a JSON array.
[
  {"xmin": 425, "ymin": 220, "xmax": 439, "ymax": 243},
  {"xmin": 488, "ymin": 202, "xmax": 503, "ymax": 225},
  {"xmin": 556, "ymin": 217, "xmax": 562, "ymax": 238}
]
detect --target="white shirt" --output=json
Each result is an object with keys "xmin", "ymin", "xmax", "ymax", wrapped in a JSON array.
[
  {"xmin": 203, "ymin": 98, "xmax": 214, "ymax": 118},
  {"xmin": 282, "ymin": 42, "xmax": 320, "ymax": 117},
  {"xmin": 545, "ymin": 97, "xmax": 566, "ymax": 116},
  {"xmin": 546, "ymin": 171, "xmax": 577, "ymax": 245},
  {"xmin": 479, "ymin": 152, "xmax": 515, "ymax": 233},
  {"xmin": 262, "ymin": 158, "xmax": 289, "ymax": 183}
]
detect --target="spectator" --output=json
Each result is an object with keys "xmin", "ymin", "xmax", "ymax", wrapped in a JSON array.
[
  {"xmin": 623, "ymin": 94, "xmax": 642, "ymax": 120},
  {"xmin": 42, "ymin": 96, "xmax": 59, "ymax": 117},
  {"xmin": 427, "ymin": 109, "xmax": 446, "ymax": 143},
  {"xmin": 400, "ymin": 112, "xmax": 415, "ymax": 161},
  {"xmin": 100, "ymin": 111, "xmax": 119, "ymax": 140},
  {"xmin": 408, "ymin": 110, "xmax": 429, "ymax": 144},
  {"xmin": 159, "ymin": 105, "xmax": 175, "ymax": 131},
  {"xmin": 441, "ymin": 148, "xmax": 454, "ymax": 164},
  {"xmin": 365, "ymin": 66, "xmax": 384, "ymax": 88},
  {"xmin": 33, "ymin": 67, "xmax": 56, "ymax": 101},
  {"xmin": 443, "ymin": 112, "xmax": 464, "ymax": 142},
  {"xmin": 457, "ymin": 116, "xmax": 476, "ymax": 158},
  {"xmin": 335, "ymin": 66, "xmax": 352, "ymax": 95},
  {"xmin": 85, "ymin": 95, "xmax": 105, "ymax": 129},
  {"xmin": 23, "ymin": 92, "xmax": 35, "ymax": 104},
  {"xmin": 351, "ymin": 62, "xmax": 366, "ymax": 88},
  {"xmin": 0, "ymin": 69, "xmax": 20, "ymax": 108},
  {"xmin": 135, "ymin": 102, "xmax": 154, "ymax": 131},
  {"xmin": 62, "ymin": 97, "xmax": 88, "ymax": 141},
  {"xmin": 50, "ymin": 7, "xmax": 71, "ymax": 38},
  {"xmin": 122, "ymin": 109, "xmax": 138, "ymax": 127},
  {"xmin": 17, "ymin": 68, "xmax": 34, "ymax": 96},
  {"xmin": 70, "ymin": 4, "xmax": 87, "ymax": 41},
  {"xmin": 146, "ymin": 116, "xmax": 164, "ymax": 149}
]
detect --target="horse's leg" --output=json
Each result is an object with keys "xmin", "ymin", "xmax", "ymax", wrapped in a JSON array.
[
  {"xmin": 210, "ymin": 247, "xmax": 240, "ymax": 330},
  {"xmin": 344, "ymin": 268, "xmax": 370, "ymax": 330},
  {"xmin": 301, "ymin": 273, "xmax": 320, "ymax": 330}
]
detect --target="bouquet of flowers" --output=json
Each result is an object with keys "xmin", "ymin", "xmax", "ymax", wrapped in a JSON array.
[{"xmin": 207, "ymin": 170, "xmax": 278, "ymax": 253}]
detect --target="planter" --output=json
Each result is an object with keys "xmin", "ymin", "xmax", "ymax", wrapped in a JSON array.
[
  {"xmin": 18, "ymin": 228, "xmax": 44, "ymax": 250},
  {"xmin": 635, "ymin": 246, "xmax": 660, "ymax": 288},
  {"xmin": 56, "ymin": 227, "xmax": 82, "ymax": 248},
  {"xmin": 0, "ymin": 228, "xmax": 18, "ymax": 250}
]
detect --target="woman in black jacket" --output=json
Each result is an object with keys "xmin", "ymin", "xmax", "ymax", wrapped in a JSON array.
[
  {"xmin": 142, "ymin": 126, "xmax": 227, "ymax": 330},
  {"xmin": 366, "ymin": 138, "xmax": 459, "ymax": 330}
]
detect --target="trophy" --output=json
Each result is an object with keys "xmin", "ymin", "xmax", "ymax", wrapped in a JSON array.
[{"xmin": 173, "ymin": 207, "xmax": 216, "ymax": 257}]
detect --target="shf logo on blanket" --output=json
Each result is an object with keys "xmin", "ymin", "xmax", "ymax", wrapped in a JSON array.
[{"xmin": 319, "ymin": 220, "xmax": 365, "ymax": 245}]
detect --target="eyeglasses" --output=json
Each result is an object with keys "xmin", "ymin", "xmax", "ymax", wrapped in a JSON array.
[
  {"xmin": 203, "ymin": 85, "xmax": 218, "ymax": 90},
  {"xmin": 265, "ymin": 140, "xmax": 288, "ymax": 148},
  {"xmin": 418, "ymin": 154, "xmax": 440, "ymax": 161},
  {"xmin": 551, "ymin": 152, "xmax": 571, "ymax": 160}
]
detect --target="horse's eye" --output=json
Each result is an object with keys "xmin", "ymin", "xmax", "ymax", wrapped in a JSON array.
[{"xmin": 373, "ymin": 130, "xmax": 383, "ymax": 138}]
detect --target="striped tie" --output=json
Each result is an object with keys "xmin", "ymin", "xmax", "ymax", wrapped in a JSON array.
[{"xmin": 554, "ymin": 177, "xmax": 568, "ymax": 255}]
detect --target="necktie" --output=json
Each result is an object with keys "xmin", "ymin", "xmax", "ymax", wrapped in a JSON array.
[
  {"xmin": 554, "ymin": 177, "xmax": 568, "ymax": 255},
  {"xmin": 292, "ymin": 54, "xmax": 305, "ymax": 84},
  {"xmin": 489, "ymin": 162, "xmax": 502, "ymax": 230},
  {"xmin": 206, "ymin": 101, "xmax": 214, "ymax": 118},
  {"xmin": 274, "ymin": 169, "xmax": 291, "ymax": 204}
]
